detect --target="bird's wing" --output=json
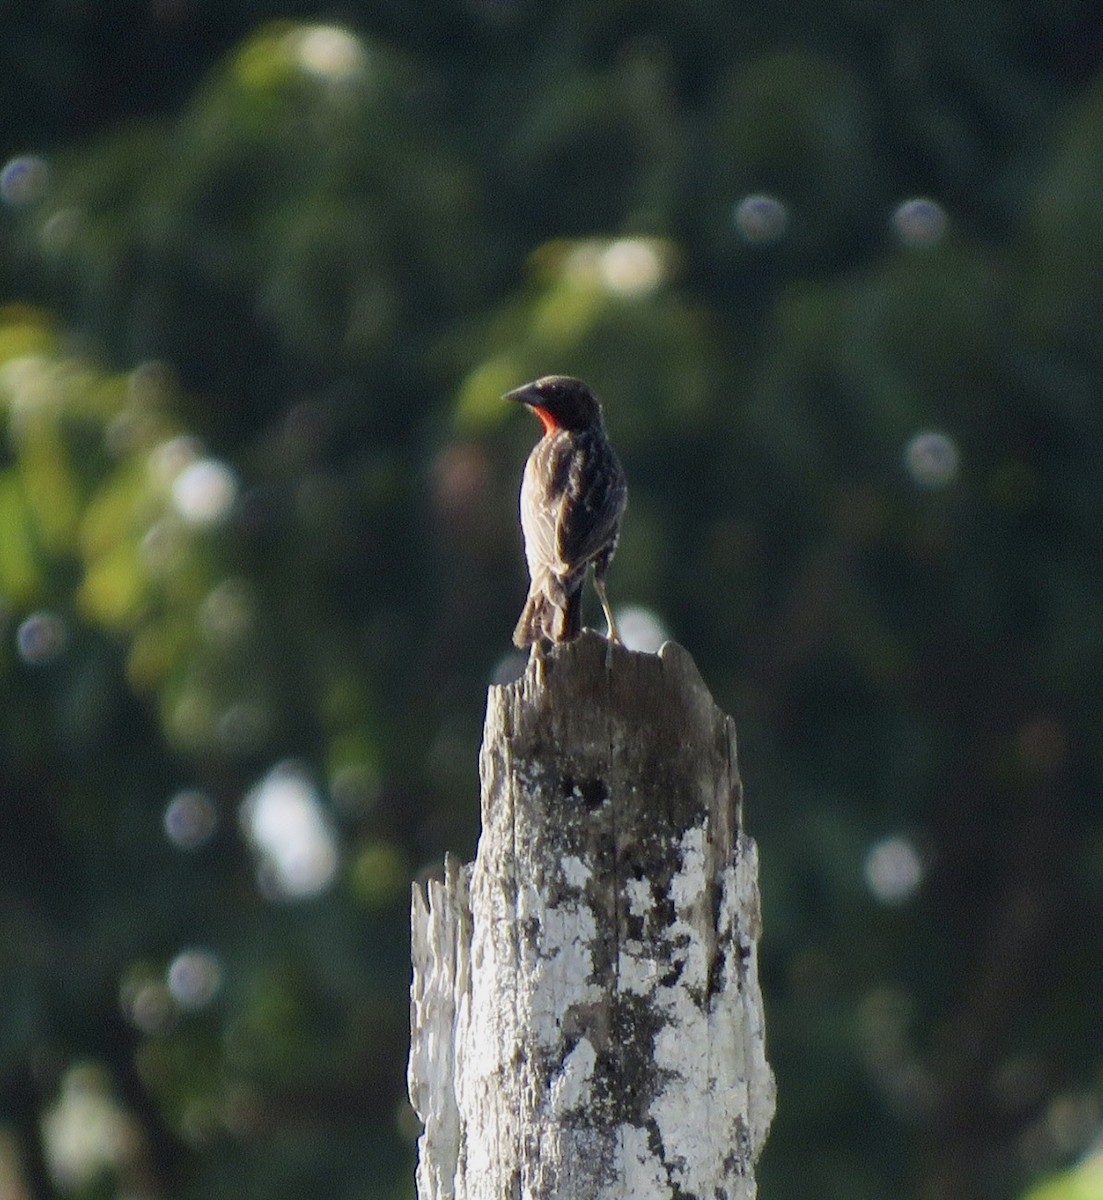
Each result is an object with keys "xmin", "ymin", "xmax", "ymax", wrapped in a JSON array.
[{"xmin": 556, "ymin": 435, "xmax": 626, "ymax": 569}]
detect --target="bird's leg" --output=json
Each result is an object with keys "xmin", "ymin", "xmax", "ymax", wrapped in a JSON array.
[{"xmin": 593, "ymin": 573, "xmax": 622, "ymax": 645}]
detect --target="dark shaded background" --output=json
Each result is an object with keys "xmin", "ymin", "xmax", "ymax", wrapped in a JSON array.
[{"xmin": 2, "ymin": 3, "xmax": 1103, "ymax": 1198}]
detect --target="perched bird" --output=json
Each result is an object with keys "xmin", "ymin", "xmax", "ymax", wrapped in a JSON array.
[{"xmin": 506, "ymin": 375, "xmax": 627, "ymax": 648}]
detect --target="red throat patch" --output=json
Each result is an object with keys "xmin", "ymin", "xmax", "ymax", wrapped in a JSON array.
[{"xmin": 533, "ymin": 406, "xmax": 559, "ymax": 435}]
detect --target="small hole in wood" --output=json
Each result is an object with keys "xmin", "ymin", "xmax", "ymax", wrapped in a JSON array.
[{"xmin": 579, "ymin": 777, "xmax": 608, "ymax": 808}]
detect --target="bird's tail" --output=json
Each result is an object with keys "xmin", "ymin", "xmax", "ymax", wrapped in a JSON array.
[{"xmin": 512, "ymin": 583, "xmax": 582, "ymax": 648}]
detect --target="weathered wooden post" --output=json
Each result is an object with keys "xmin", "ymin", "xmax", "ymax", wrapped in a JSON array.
[{"xmin": 409, "ymin": 632, "xmax": 774, "ymax": 1200}]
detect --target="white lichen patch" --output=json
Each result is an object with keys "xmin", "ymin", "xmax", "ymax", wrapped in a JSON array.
[
  {"xmin": 547, "ymin": 1037, "xmax": 597, "ymax": 1116},
  {"xmin": 523, "ymin": 893, "xmax": 603, "ymax": 1048},
  {"xmin": 617, "ymin": 942, "xmax": 658, "ymax": 995},
  {"xmin": 540, "ymin": 900, "xmax": 598, "ymax": 976},
  {"xmin": 669, "ymin": 824, "xmax": 708, "ymax": 910},
  {"xmin": 610, "ymin": 1125, "xmax": 669, "ymax": 1200},
  {"xmin": 664, "ymin": 825, "xmax": 714, "ymax": 991},
  {"xmin": 561, "ymin": 854, "xmax": 591, "ymax": 890},
  {"xmin": 625, "ymin": 876, "xmax": 651, "ymax": 917}
]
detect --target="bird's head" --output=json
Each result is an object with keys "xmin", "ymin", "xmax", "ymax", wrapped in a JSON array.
[{"xmin": 503, "ymin": 375, "xmax": 602, "ymax": 435}]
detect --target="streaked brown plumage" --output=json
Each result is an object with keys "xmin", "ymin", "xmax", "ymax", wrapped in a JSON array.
[{"xmin": 506, "ymin": 376, "xmax": 627, "ymax": 648}]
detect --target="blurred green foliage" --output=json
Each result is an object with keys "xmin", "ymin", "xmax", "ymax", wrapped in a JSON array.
[{"xmin": 1, "ymin": 4, "xmax": 1103, "ymax": 1200}]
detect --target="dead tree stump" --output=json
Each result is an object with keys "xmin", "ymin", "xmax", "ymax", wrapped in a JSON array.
[{"xmin": 409, "ymin": 631, "xmax": 774, "ymax": 1200}]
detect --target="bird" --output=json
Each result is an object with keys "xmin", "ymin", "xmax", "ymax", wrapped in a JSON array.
[{"xmin": 505, "ymin": 375, "xmax": 627, "ymax": 648}]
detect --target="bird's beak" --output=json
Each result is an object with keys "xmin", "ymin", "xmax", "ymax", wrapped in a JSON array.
[{"xmin": 502, "ymin": 383, "xmax": 539, "ymax": 407}]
